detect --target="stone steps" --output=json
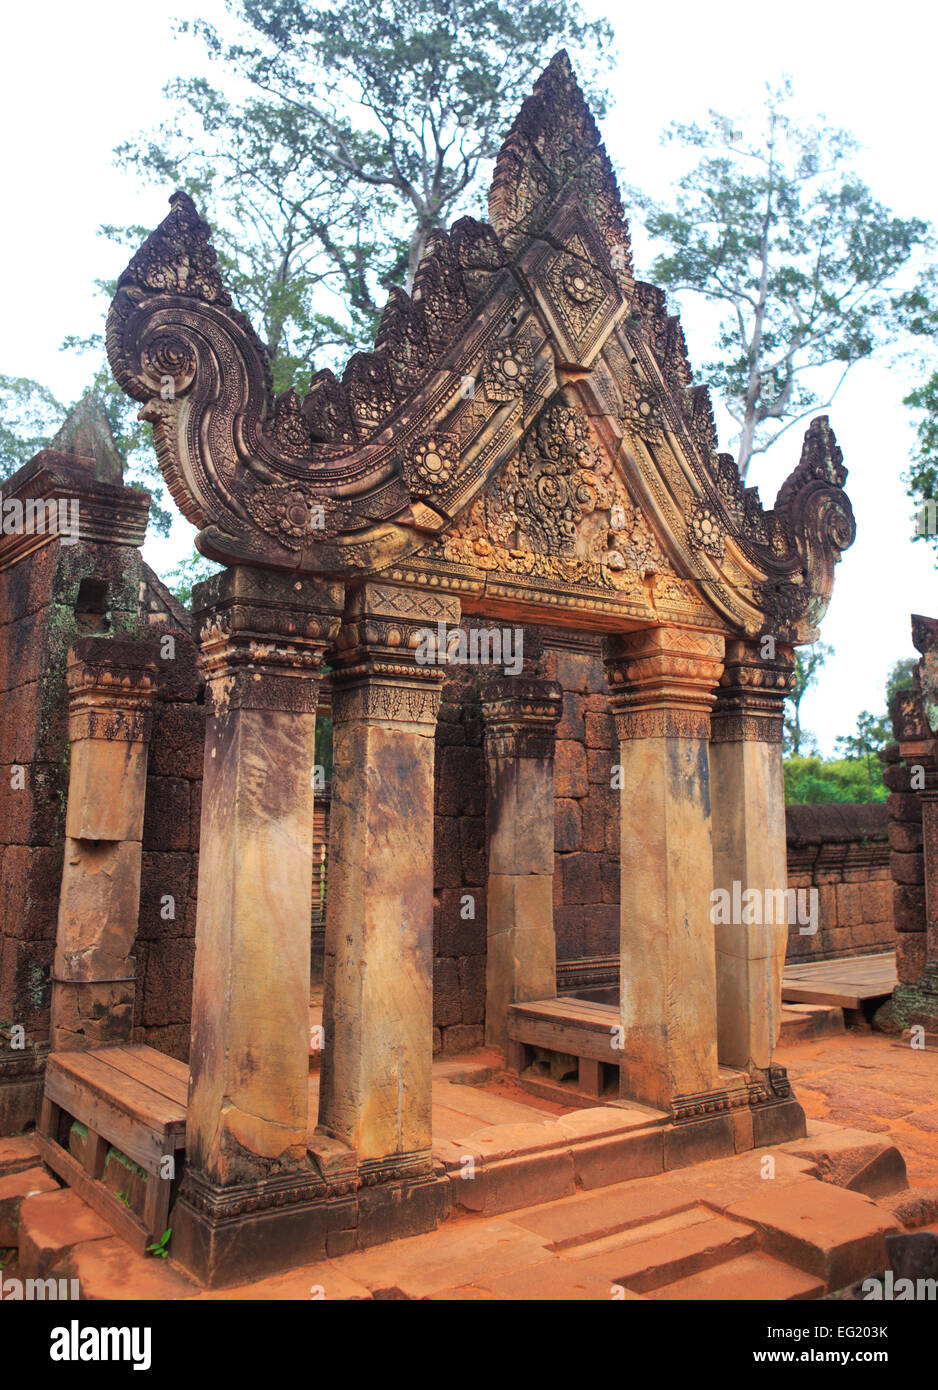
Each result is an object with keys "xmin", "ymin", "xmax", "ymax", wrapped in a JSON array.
[
  {"xmin": 779, "ymin": 1004, "xmax": 845, "ymax": 1044},
  {"xmin": 650, "ymin": 1251, "xmax": 825, "ymax": 1300}
]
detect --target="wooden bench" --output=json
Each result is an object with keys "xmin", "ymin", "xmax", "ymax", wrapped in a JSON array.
[
  {"xmin": 507, "ymin": 997, "xmax": 621, "ymax": 1098},
  {"xmin": 37, "ymin": 1045, "xmax": 188, "ymax": 1254}
]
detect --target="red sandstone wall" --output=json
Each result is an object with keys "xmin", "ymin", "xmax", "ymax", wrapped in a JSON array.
[
  {"xmin": 134, "ymin": 619, "xmax": 204, "ymax": 1060},
  {"xmin": 784, "ymin": 803, "xmax": 893, "ymax": 962}
]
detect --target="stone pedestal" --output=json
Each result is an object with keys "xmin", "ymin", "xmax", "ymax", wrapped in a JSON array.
[
  {"xmin": 888, "ymin": 694, "xmax": 938, "ymax": 1036},
  {"xmin": 181, "ymin": 569, "xmax": 343, "ymax": 1191},
  {"xmin": 317, "ymin": 583, "xmax": 458, "ymax": 1181},
  {"xmin": 480, "ymin": 676, "xmax": 562, "ymax": 1050},
  {"xmin": 51, "ymin": 638, "xmax": 160, "ymax": 1050},
  {"xmin": 710, "ymin": 639, "xmax": 794, "ymax": 1072},
  {"xmin": 603, "ymin": 627, "xmax": 724, "ymax": 1113}
]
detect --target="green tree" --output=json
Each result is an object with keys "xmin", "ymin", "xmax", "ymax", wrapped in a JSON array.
[
  {"xmin": 885, "ymin": 656, "xmax": 917, "ymax": 707},
  {"xmin": 636, "ymin": 82, "xmax": 930, "ymax": 480},
  {"xmin": 784, "ymin": 756, "xmax": 887, "ymax": 804},
  {"xmin": 0, "ymin": 361, "xmax": 172, "ymax": 535},
  {"xmin": 164, "ymin": 549, "xmax": 224, "ymax": 608},
  {"xmin": 784, "ymin": 642, "xmax": 832, "ymax": 758},
  {"xmin": 114, "ymin": 0, "xmax": 614, "ymax": 388},
  {"xmin": 835, "ymin": 710, "xmax": 890, "ymax": 802},
  {"xmin": 902, "ymin": 269, "xmax": 938, "ymax": 551}
]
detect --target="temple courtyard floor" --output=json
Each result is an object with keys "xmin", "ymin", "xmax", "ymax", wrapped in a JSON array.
[{"xmin": 3, "ymin": 1027, "xmax": 938, "ymax": 1301}]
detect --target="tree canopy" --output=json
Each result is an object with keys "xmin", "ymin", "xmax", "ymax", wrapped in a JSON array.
[
  {"xmin": 636, "ymin": 82, "xmax": 930, "ymax": 480},
  {"xmin": 114, "ymin": 0, "xmax": 614, "ymax": 390}
]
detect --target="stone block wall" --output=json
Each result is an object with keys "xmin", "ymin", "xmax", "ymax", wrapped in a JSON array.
[
  {"xmin": 431, "ymin": 633, "xmax": 490, "ymax": 1056},
  {"xmin": 785, "ymin": 802, "xmax": 894, "ymax": 962},
  {"xmin": 881, "ymin": 745, "xmax": 926, "ymax": 998},
  {"xmin": 541, "ymin": 636, "xmax": 619, "ymax": 968},
  {"xmin": 134, "ymin": 586, "xmax": 204, "ymax": 1061}
]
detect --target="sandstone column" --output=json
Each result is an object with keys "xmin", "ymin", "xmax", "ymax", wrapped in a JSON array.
[
  {"xmin": 480, "ymin": 676, "xmax": 562, "ymax": 1050},
  {"xmin": 709, "ymin": 639, "xmax": 795, "ymax": 1071},
  {"xmin": 184, "ymin": 568, "xmax": 343, "ymax": 1189},
  {"xmin": 603, "ymin": 626, "xmax": 724, "ymax": 1112},
  {"xmin": 318, "ymin": 583, "xmax": 458, "ymax": 1180},
  {"xmin": 51, "ymin": 638, "xmax": 160, "ymax": 1050}
]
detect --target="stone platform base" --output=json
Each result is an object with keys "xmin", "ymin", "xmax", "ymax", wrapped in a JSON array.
[
  {"xmin": 170, "ymin": 1170, "xmax": 451, "ymax": 1288},
  {"xmin": 0, "ymin": 1048, "xmax": 48, "ymax": 1136}
]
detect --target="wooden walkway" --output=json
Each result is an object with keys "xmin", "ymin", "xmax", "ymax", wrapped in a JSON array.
[{"xmin": 781, "ymin": 952, "xmax": 897, "ymax": 1010}]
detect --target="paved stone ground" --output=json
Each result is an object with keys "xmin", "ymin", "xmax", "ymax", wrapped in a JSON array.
[
  {"xmin": 4, "ymin": 1032, "xmax": 935, "ymax": 1302},
  {"xmin": 777, "ymin": 1031, "xmax": 938, "ymax": 1186}
]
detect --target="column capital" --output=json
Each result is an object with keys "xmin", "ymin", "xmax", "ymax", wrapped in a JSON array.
[
  {"xmin": 481, "ymin": 676, "xmax": 562, "ymax": 760},
  {"xmin": 710, "ymin": 637, "xmax": 795, "ymax": 744},
  {"xmin": 66, "ymin": 637, "xmax": 162, "ymax": 743},
  {"xmin": 602, "ymin": 626, "xmax": 725, "ymax": 740},
  {"xmin": 192, "ymin": 566, "xmax": 344, "ymax": 713},
  {"xmin": 331, "ymin": 582, "xmax": 461, "ymax": 729}
]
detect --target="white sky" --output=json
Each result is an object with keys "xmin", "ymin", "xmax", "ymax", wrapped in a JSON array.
[{"xmin": 2, "ymin": 0, "xmax": 936, "ymax": 753}]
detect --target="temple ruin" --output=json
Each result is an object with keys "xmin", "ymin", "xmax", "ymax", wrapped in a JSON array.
[{"xmin": 0, "ymin": 53, "xmax": 875, "ymax": 1291}]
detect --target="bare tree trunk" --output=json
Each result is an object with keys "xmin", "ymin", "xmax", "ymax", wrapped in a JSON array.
[{"xmin": 405, "ymin": 225, "xmax": 428, "ymax": 295}]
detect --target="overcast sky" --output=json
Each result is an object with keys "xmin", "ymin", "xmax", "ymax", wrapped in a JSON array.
[{"xmin": 3, "ymin": 0, "xmax": 936, "ymax": 753}]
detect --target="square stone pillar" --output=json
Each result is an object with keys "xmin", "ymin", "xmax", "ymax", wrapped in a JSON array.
[
  {"xmin": 51, "ymin": 638, "xmax": 161, "ymax": 1050},
  {"xmin": 602, "ymin": 626, "xmax": 724, "ymax": 1113},
  {"xmin": 317, "ymin": 583, "xmax": 458, "ymax": 1182},
  {"xmin": 480, "ymin": 676, "xmax": 562, "ymax": 1050},
  {"xmin": 182, "ymin": 568, "xmax": 343, "ymax": 1192},
  {"xmin": 710, "ymin": 639, "xmax": 795, "ymax": 1072}
]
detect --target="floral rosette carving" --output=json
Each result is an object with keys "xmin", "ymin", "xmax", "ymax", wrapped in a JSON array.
[
  {"xmin": 250, "ymin": 484, "xmax": 348, "ymax": 549},
  {"xmin": 688, "ymin": 505, "xmax": 725, "ymax": 561},
  {"xmin": 140, "ymin": 331, "xmax": 197, "ymax": 396},
  {"xmin": 403, "ymin": 433, "xmax": 460, "ymax": 499},
  {"xmin": 267, "ymin": 388, "xmax": 312, "ymax": 458},
  {"xmin": 484, "ymin": 339, "xmax": 534, "ymax": 401},
  {"xmin": 560, "ymin": 258, "xmax": 602, "ymax": 305}
]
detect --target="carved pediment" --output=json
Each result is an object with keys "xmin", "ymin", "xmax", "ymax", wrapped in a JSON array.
[{"xmin": 106, "ymin": 50, "xmax": 854, "ymax": 642}]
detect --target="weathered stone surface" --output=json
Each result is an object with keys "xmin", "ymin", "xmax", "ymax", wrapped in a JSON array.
[{"xmin": 0, "ymin": 1165, "xmax": 58, "ymax": 1245}]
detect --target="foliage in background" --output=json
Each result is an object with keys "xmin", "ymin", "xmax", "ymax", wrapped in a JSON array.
[
  {"xmin": 114, "ymin": 0, "xmax": 614, "ymax": 391},
  {"xmin": 783, "ymin": 642, "xmax": 832, "ymax": 757},
  {"xmin": 635, "ymin": 81, "xmax": 930, "ymax": 480},
  {"xmin": 783, "ymin": 655, "xmax": 917, "ymax": 803},
  {"xmin": 902, "ymin": 264, "xmax": 938, "ymax": 556},
  {"xmin": 0, "ymin": 356, "xmax": 172, "ymax": 534},
  {"xmin": 784, "ymin": 755, "xmax": 887, "ymax": 804},
  {"xmin": 164, "ymin": 549, "xmax": 224, "ymax": 607}
]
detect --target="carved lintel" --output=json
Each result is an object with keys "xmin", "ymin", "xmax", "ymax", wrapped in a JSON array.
[
  {"xmin": 66, "ymin": 638, "xmax": 162, "ymax": 744},
  {"xmin": 192, "ymin": 567, "xmax": 344, "ymax": 713},
  {"xmin": 602, "ymin": 626, "xmax": 725, "ymax": 741},
  {"xmin": 481, "ymin": 676, "xmax": 563, "ymax": 760},
  {"xmin": 710, "ymin": 638, "xmax": 795, "ymax": 745}
]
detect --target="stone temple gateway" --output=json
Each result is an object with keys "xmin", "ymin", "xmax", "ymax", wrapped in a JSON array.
[{"xmin": 5, "ymin": 53, "xmax": 856, "ymax": 1287}]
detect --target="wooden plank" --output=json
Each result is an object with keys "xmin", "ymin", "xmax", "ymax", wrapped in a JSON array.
[
  {"xmin": 510, "ymin": 1001, "xmax": 617, "ymax": 1034},
  {"xmin": 44, "ymin": 1069, "xmax": 168, "ymax": 1174},
  {"xmin": 129, "ymin": 1045, "xmax": 190, "ymax": 1085},
  {"xmin": 509, "ymin": 1001, "xmax": 616, "ymax": 1028},
  {"xmin": 507, "ymin": 1014, "xmax": 621, "ymax": 1062},
  {"xmin": 781, "ymin": 952, "xmax": 896, "ymax": 1008},
  {"xmin": 143, "ymin": 1168, "xmax": 173, "ymax": 1245},
  {"xmin": 84, "ymin": 1129, "xmax": 109, "ymax": 1180},
  {"xmin": 103, "ymin": 1048, "xmax": 189, "ymax": 1108},
  {"xmin": 46, "ymin": 1051, "xmax": 186, "ymax": 1134},
  {"xmin": 578, "ymin": 1057, "xmax": 604, "ymax": 1098},
  {"xmin": 36, "ymin": 1134, "xmax": 150, "ymax": 1254}
]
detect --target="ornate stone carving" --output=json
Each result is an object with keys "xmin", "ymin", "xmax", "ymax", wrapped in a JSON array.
[
  {"xmin": 603, "ymin": 627, "xmax": 726, "ymax": 741},
  {"xmin": 484, "ymin": 338, "xmax": 534, "ymax": 401},
  {"xmin": 403, "ymin": 433, "xmax": 460, "ymax": 498},
  {"xmin": 481, "ymin": 677, "xmax": 563, "ymax": 760},
  {"xmin": 105, "ymin": 55, "xmax": 853, "ymax": 642},
  {"xmin": 688, "ymin": 504, "xmax": 726, "ymax": 562},
  {"xmin": 710, "ymin": 638, "xmax": 795, "ymax": 744}
]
